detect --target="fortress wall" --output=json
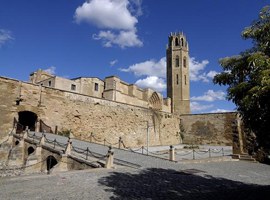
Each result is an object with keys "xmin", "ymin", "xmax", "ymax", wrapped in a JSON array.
[
  {"xmin": 180, "ymin": 112, "xmax": 236, "ymax": 145},
  {"xmin": 0, "ymin": 77, "xmax": 180, "ymax": 147}
]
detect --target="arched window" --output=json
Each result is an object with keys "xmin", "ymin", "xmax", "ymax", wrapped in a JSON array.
[
  {"xmin": 175, "ymin": 56, "xmax": 179, "ymax": 67},
  {"xmin": 183, "ymin": 57, "xmax": 187, "ymax": 68},
  {"xmin": 176, "ymin": 74, "xmax": 179, "ymax": 85},
  {"xmin": 181, "ymin": 38, "xmax": 184, "ymax": 46},
  {"xmin": 175, "ymin": 38, "xmax": 179, "ymax": 46}
]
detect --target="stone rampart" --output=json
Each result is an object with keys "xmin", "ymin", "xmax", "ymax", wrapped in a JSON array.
[
  {"xmin": 0, "ymin": 77, "xmax": 180, "ymax": 147},
  {"xmin": 180, "ymin": 112, "xmax": 236, "ymax": 145}
]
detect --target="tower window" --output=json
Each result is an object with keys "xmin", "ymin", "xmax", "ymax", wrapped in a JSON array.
[
  {"xmin": 181, "ymin": 38, "xmax": 184, "ymax": 46},
  {"xmin": 183, "ymin": 57, "xmax": 187, "ymax": 68},
  {"xmin": 184, "ymin": 75, "xmax": 187, "ymax": 85},
  {"xmin": 175, "ymin": 38, "xmax": 179, "ymax": 46},
  {"xmin": 71, "ymin": 84, "xmax": 76, "ymax": 91},
  {"xmin": 94, "ymin": 83, "xmax": 99, "ymax": 91},
  {"xmin": 176, "ymin": 74, "xmax": 179, "ymax": 85},
  {"xmin": 175, "ymin": 56, "xmax": 179, "ymax": 67},
  {"xmin": 48, "ymin": 81, "xmax": 51, "ymax": 87}
]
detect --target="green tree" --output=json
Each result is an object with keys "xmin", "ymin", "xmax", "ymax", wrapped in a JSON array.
[{"xmin": 213, "ymin": 6, "xmax": 270, "ymax": 161}]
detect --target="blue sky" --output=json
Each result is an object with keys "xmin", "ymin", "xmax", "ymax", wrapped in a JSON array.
[{"xmin": 0, "ymin": 0, "xmax": 269, "ymax": 113}]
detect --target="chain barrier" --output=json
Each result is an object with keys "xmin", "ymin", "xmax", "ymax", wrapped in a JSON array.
[
  {"xmin": 71, "ymin": 144, "xmax": 106, "ymax": 160},
  {"xmin": 104, "ymin": 139, "xmax": 119, "ymax": 146},
  {"xmin": 0, "ymin": 158, "xmax": 47, "ymax": 171}
]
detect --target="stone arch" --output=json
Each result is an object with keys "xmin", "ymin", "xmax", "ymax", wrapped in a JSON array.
[
  {"xmin": 175, "ymin": 37, "xmax": 179, "ymax": 46},
  {"xmin": 46, "ymin": 155, "xmax": 58, "ymax": 172},
  {"xmin": 149, "ymin": 92, "xmax": 162, "ymax": 110},
  {"xmin": 27, "ymin": 146, "xmax": 35, "ymax": 155},
  {"xmin": 17, "ymin": 111, "xmax": 38, "ymax": 132}
]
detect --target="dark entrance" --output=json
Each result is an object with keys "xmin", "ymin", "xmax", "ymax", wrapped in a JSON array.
[
  {"xmin": 17, "ymin": 111, "xmax": 38, "ymax": 132},
  {"xmin": 27, "ymin": 146, "xmax": 35, "ymax": 155},
  {"xmin": 46, "ymin": 156, "xmax": 58, "ymax": 172}
]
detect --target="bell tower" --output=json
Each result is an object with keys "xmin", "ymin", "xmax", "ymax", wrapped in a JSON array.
[{"xmin": 166, "ymin": 32, "xmax": 190, "ymax": 114}]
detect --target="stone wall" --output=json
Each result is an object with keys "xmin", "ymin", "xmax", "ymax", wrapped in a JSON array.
[
  {"xmin": 0, "ymin": 77, "xmax": 180, "ymax": 147},
  {"xmin": 180, "ymin": 112, "xmax": 237, "ymax": 145}
]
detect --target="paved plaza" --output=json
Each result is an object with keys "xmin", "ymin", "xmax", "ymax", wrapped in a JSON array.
[
  {"xmin": 1, "ymin": 159, "xmax": 270, "ymax": 199},
  {"xmin": 1, "ymin": 132, "xmax": 270, "ymax": 199}
]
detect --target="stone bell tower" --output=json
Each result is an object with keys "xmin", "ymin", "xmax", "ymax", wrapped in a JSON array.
[{"xmin": 166, "ymin": 32, "xmax": 190, "ymax": 114}]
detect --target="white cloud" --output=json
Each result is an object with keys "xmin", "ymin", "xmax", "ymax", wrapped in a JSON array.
[
  {"xmin": 120, "ymin": 57, "xmax": 166, "ymax": 78},
  {"xmin": 190, "ymin": 102, "xmax": 214, "ymax": 112},
  {"xmin": 0, "ymin": 29, "xmax": 14, "ymax": 47},
  {"xmin": 75, "ymin": 0, "xmax": 138, "ymax": 30},
  {"xmin": 135, "ymin": 76, "xmax": 166, "ymax": 92},
  {"xmin": 191, "ymin": 90, "xmax": 226, "ymax": 102},
  {"xmin": 44, "ymin": 66, "xmax": 56, "ymax": 75},
  {"xmin": 74, "ymin": 0, "xmax": 142, "ymax": 48},
  {"xmin": 110, "ymin": 59, "xmax": 118, "ymax": 66},
  {"xmin": 93, "ymin": 30, "xmax": 142, "ymax": 48},
  {"xmin": 210, "ymin": 108, "xmax": 233, "ymax": 113},
  {"xmin": 189, "ymin": 57, "xmax": 218, "ymax": 82}
]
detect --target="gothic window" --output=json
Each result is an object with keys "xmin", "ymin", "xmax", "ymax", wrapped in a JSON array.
[
  {"xmin": 94, "ymin": 83, "xmax": 99, "ymax": 91},
  {"xmin": 183, "ymin": 57, "xmax": 187, "ymax": 68},
  {"xmin": 175, "ymin": 56, "xmax": 179, "ymax": 67},
  {"xmin": 175, "ymin": 38, "xmax": 179, "ymax": 46},
  {"xmin": 181, "ymin": 38, "xmax": 184, "ymax": 46},
  {"xmin": 71, "ymin": 84, "xmax": 76, "ymax": 91},
  {"xmin": 176, "ymin": 74, "xmax": 179, "ymax": 85}
]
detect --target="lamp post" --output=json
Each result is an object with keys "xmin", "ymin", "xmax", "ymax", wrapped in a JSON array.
[{"xmin": 146, "ymin": 121, "xmax": 149, "ymax": 155}]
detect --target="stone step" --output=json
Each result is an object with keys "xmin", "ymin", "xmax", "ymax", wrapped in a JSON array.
[{"xmin": 232, "ymin": 154, "xmax": 256, "ymax": 162}]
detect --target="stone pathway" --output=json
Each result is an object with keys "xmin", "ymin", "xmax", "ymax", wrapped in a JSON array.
[{"xmin": 0, "ymin": 161, "xmax": 270, "ymax": 199}]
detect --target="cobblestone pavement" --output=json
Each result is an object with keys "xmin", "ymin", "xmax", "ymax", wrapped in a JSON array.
[
  {"xmin": 1, "ymin": 133, "xmax": 269, "ymax": 199},
  {"xmin": 0, "ymin": 161, "xmax": 270, "ymax": 199}
]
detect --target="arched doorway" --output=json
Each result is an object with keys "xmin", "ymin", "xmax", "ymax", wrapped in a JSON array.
[
  {"xmin": 46, "ymin": 156, "xmax": 58, "ymax": 172},
  {"xmin": 17, "ymin": 111, "xmax": 38, "ymax": 132},
  {"xmin": 27, "ymin": 146, "xmax": 35, "ymax": 155}
]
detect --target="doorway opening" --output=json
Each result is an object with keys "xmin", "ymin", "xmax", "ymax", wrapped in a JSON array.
[
  {"xmin": 17, "ymin": 111, "xmax": 38, "ymax": 132},
  {"xmin": 46, "ymin": 156, "xmax": 58, "ymax": 172}
]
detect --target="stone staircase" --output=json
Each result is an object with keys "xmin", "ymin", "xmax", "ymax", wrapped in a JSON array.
[{"xmin": 232, "ymin": 153, "xmax": 256, "ymax": 162}]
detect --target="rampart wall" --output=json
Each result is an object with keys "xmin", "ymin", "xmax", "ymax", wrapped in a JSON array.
[
  {"xmin": 0, "ymin": 76, "xmax": 239, "ymax": 147},
  {"xmin": 0, "ymin": 77, "xmax": 180, "ymax": 147}
]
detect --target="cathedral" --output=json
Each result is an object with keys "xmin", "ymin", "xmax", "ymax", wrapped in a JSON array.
[{"xmin": 29, "ymin": 32, "xmax": 190, "ymax": 115}]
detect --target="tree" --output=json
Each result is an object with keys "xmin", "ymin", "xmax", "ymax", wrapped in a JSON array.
[{"xmin": 213, "ymin": 6, "xmax": 270, "ymax": 161}]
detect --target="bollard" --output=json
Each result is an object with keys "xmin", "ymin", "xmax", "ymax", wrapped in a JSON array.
[
  {"xmin": 64, "ymin": 138, "xmax": 72, "ymax": 155},
  {"xmin": 192, "ymin": 149, "xmax": 195, "ymax": 160},
  {"xmin": 209, "ymin": 148, "xmax": 211, "ymax": 158},
  {"xmin": 118, "ymin": 137, "xmax": 122, "ymax": 149},
  {"xmin": 169, "ymin": 145, "xmax": 175, "ymax": 161},
  {"xmin": 40, "ymin": 134, "xmax": 45, "ymax": 145},
  {"xmin": 105, "ymin": 146, "xmax": 114, "ymax": 169},
  {"xmin": 53, "ymin": 139, "xmax": 56, "ymax": 149},
  {"xmin": 222, "ymin": 148, "xmax": 224, "ymax": 156},
  {"xmin": 104, "ymin": 139, "xmax": 106, "ymax": 146}
]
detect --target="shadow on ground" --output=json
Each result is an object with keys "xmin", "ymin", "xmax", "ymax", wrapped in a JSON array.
[{"xmin": 98, "ymin": 168, "xmax": 270, "ymax": 200}]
